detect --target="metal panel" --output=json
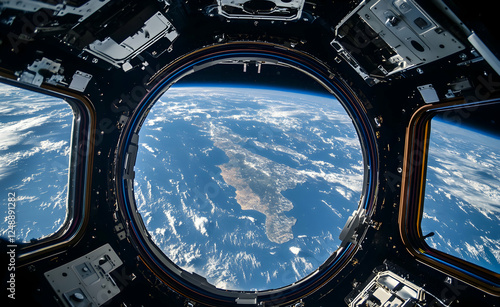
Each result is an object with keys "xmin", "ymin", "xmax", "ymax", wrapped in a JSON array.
[
  {"xmin": 85, "ymin": 12, "xmax": 178, "ymax": 70},
  {"xmin": 44, "ymin": 244, "xmax": 123, "ymax": 307},
  {"xmin": 217, "ymin": 0, "xmax": 305, "ymax": 21}
]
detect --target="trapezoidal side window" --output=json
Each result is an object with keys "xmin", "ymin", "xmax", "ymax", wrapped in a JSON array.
[
  {"xmin": 0, "ymin": 79, "xmax": 93, "ymax": 260},
  {"xmin": 400, "ymin": 97, "xmax": 500, "ymax": 296}
]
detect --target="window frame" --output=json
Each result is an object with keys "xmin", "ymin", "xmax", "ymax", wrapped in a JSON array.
[
  {"xmin": 0, "ymin": 77, "xmax": 95, "ymax": 263},
  {"xmin": 114, "ymin": 42, "xmax": 380, "ymax": 306},
  {"xmin": 399, "ymin": 97, "xmax": 500, "ymax": 295}
]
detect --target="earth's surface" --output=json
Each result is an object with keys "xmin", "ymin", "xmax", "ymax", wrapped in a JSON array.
[
  {"xmin": 422, "ymin": 118, "xmax": 500, "ymax": 274},
  {"xmin": 1, "ymin": 81, "xmax": 498, "ymax": 291},
  {"xmin": 133, "ymin": 85, "xmax": 365, "ymax": 291},
  {"xmin": 0, "ymin": 83, "xmax": 73, "ymax": 242}
]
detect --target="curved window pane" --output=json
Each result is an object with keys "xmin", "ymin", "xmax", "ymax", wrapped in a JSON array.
[
  {"xmin": 0, "ymin": 83, "xmax": 73, "ymax": 243},
  {"xmin": 134, "ymin": 85, "xmax": 364, "ymax": 290},
  {"xmin": 422, "ymin": 116, "xmax": 500, "ymax": 273}
]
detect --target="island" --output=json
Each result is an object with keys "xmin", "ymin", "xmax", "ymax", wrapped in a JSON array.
[{"xmin": 210, "ymin": 123, "xmax": 307, "ymax": 244}]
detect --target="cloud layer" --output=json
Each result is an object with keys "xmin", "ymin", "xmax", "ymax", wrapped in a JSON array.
[{"xmin": 134, "ymin": 86, "xmax": 364, "ymax": 290}]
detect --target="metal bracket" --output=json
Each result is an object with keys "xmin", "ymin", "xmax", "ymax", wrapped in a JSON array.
[
  {"xmin": 216, "ymin": 0, "xmax": 305, "ymax": 21},
  {"xmin": 17, "ymin": 57, "xmax": 63, "ymax": 87},
  {"xmin": 69, "ymin": 70, "xmax": 92, "ymax": 92},
  {"xmin": 339, "ymin": 207, "xmax": 368, "ymax": 247},
  {"xmin": 44, "ymin": 244, "xmax": 123, "ymax": 307},
  {"xmin": 417, "ymin": 84, "xmax": 439, "ymax": 103},
  {"xmin": 0, "ymin": 0, "xmax": 111, "ymax": 23},
  {"xmin": 85, "ymin": 12, "xmax": 178, "ymax": 70}
]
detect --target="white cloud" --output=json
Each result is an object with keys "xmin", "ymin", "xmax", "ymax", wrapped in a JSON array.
[
  {"xmin": 239, "ymin": 215, "xmax": 256, "ymax": 223},
  {"xmin": 481, "ymin": 236, "xmax": 500, "ymax": 264},
  {"xmin": 142, "ymin": 143, "xmax": 155, "ymax": 153},
  {"xmin": 0, "ymin": 115, "xmax": 51, "ymax": 150},
  {"xmin": 423, "ymin": 212, "xmax": 439, "ymax": 222},
  {"xmin": 165, "ymin": 210, "xmax": 178, "ymax": 237},
  {"xmin": 427, "ymin": 125, "xmax": 500, "ymax": 218},
  {"xmin": 130, "ymin": 85, "xmax": 365, "ymax": 290},
  {"xmin": 289, "ymin": 246, "xmax": 301, "ymax": 255},
  {"xmin": 192, "ymin": 215, "xmax": 208, "ymax": 236}
]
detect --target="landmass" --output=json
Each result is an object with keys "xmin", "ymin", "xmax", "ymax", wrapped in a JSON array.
[{"xmin": 210, "ymin": 123, "xmax": 307, "ymax": 244}]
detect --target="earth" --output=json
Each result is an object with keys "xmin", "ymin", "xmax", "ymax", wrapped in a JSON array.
[
  {"xmin": 133, "ymin": 85, "xmax": 364, "ymax": 291},
  {"xmin": 0, "ymin": 83, "xmax": 73, "ymax": 242},
  {"xmin": 2, "ymin": 81, "xmax": 497, "ymax": 291},
  {"xmin": 422, "ymin": 118, "xmax": 500, "ymax": 274}
]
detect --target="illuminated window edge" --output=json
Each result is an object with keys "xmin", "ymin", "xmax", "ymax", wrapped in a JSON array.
[
  {"xmin": 399, "ymin": 97, "xmax": 500, "ymax": 296},
  {"xmin": 114, "ymin": 43, "xmax": 380, "ymax": 305},
  {"xmin": 0, "ymin": 78, "xmax": 95, "ymax": 262}
]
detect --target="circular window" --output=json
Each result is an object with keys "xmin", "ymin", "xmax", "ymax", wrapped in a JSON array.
[
  {"xmin": 116, "ymin": 44, "xmax": 378, "ymax": 305},
  {"xmin": 134, "ymin": 83, "xmax": 364, "ymax": 291}
]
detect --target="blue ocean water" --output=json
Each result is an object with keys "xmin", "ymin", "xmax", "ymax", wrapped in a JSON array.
[
  {"xmin": 134, "ymin": 85, "xmax": 364, "ymax": 290},
  {"xmin": 0, "ymin": 83, "xmax": 73, "ymax": 242},
  {"xmin": 423, "ymin": 118, "xmax": 500, "ymax": 273}
]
